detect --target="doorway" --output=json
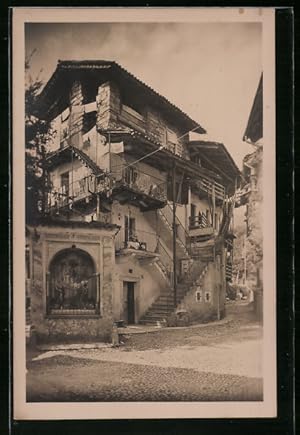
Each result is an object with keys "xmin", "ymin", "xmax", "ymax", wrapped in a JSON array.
[{"xmin": 124, "ymin": 281, "xmax": 135, "ymax": 324}]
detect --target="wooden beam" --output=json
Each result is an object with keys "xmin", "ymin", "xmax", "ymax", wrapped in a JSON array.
[{"xmin": 195, "ymin": 152, "xmax": 234, "ymax": 184}]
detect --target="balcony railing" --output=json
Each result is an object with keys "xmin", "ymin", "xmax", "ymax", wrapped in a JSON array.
[
  {"xmin": 194, "ymin": 178, "xmax": 225, "ymax": 201},
  {"xmin": 47, "ymin": 174, "xmax": 112, "ymax": 211},
  {"xmin": 112, "ymin": 165, "xmax": 168, "ymax": 204},
  {"xmin": 156, "ymin": 239, "xmax": 174, "ymax": 284},
  {"xmin": 226, "ymin": 263, "xmax": 233, "ymax": 281},
  {"xmin": 159, "ymin": 203, "xmax": 191, "ymax": 254},
  {"xmin": 189, "ymin": 213, "xmax": 210, "ymax": 229},
  {"xmin": 115, "ymin": 228, "xmax": 158, "ymax": 254}
]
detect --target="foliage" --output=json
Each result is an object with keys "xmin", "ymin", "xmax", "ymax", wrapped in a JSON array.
[
  {"xmin": 25, "ymin": 54, "xmax": 54, "ymax": 222},
  {"xmin": 232, "ymin": 206, "xmax": 263, "ymax": 289}
]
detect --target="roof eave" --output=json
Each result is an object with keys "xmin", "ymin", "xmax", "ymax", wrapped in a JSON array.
[
  {"xmin": 188, "ymin": 140, "xmax": 241, "ymax": 178},
  {"xmin": 36, "ymin": 60, "xmax": 205, "ymax": 132}
]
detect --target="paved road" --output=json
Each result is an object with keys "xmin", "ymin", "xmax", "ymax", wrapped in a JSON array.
[{"xmin": 27, "ymin": 302, "xmax": 263, "ymax": 402}]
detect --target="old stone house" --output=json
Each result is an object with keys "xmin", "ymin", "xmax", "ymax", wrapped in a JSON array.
[
  {"xmin": 26, "ymin": 60, "xmax": 240, "ymax": 342},
  {"xmin": 236, "ymin": 74, "xmax": 263, "ymax": 317}
]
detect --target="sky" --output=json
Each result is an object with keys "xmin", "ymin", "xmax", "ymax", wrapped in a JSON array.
[{"xmin": 25, "ymin": 22, "xmax": 262, "ymax": 169}]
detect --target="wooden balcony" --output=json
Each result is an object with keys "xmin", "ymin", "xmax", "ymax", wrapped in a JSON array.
[
  {"xmin": 115, "ymin": 229, "xmax": 159, "ymax": 260},
  {"xmin": 189, "ymin": 214, "xmax": 214, "ymax": 238},
  {"xmin": 46, "ymin": 174, "xmax": 112, "ymax": 215},
  {"xmin": 226, "ymin": 262, "xmax": 233, "ymax": 281},
  {"xmin": 192, "ymin": 178, "xmax": 225, "ymax": 202},
  {"xmin": 47, "ymin": 175, "xmax": 95, "ymax": 214},
  {"xmin": 111, "ymin": 166, "xmax": 167, "ymax": 211}
]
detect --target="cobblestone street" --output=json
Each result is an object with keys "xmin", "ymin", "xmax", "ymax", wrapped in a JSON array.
[{"xmin": 26, "ymin": 302, "xmax": 263, "ymax": 402}]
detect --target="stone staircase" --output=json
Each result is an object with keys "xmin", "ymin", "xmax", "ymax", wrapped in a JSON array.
[
  {"xmin": 139, "ymin": 283, "xmax": 193, "ymax": 325},
  {"xmin": 139, "ymin": 199, "xmax": 234, "ymax": 326},
  {"xmin": 139, "ymin": 261, "xmax": 208, "ymax": 325},
  {"xmin": 154, "ymin": 258, "xmax": 171, "ymax": 282},
  {"xmin": 158, "ymin": 205, "xmax": 190, "ymax": 258}
]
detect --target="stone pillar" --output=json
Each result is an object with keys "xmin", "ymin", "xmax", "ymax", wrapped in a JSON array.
[
  {"xmin": 102, "ymin": 236, "xmax": 115, "ymax": 319},
  {"xmin": 96, "ymin": 81, "xmax": 121, "ymax": 131},
  {"xmin": 69, "ymin": 80, "xmax": 84, "ymax": 149}
]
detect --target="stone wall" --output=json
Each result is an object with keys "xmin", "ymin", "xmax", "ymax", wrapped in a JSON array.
[
  {"xmin": 180, "ymin": 258, "xmax": 226, "ymax": 323},
  {"xmin": 96, "ymin": 81, "xmax": 121, "ymax": 131},
  {"xmin": 244, "ymin": 147, "xmax": 263, "ymax": 290},
  {"xmin": 28, "ymin": 224, "xmax": 115, "ymax": 343},
  {"xmin": 69, "ymin": 81, "xmax": 84, "ymax": 149},
  {"xmin": 113, "ymin": 255, "xmax": 165, "ymax": 323}
]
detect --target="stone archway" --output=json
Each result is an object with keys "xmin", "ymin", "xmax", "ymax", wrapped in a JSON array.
[{"xmin": 47, "ymin": 247, "xmax": 99, "ymax": 315}]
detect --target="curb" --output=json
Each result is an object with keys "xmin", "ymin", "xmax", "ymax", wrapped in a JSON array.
[
  {"xmin": 118, "ymin": 317, "xmax": 235, "ymax": 335},
  {"xmin": 32, "ymin": 317, "xmax": 240, "ymax": 351}
]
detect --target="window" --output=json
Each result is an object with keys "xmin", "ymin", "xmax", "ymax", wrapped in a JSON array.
[
  {"xmin": 47, "ymin": 248, "xmax": 100, "ymax": 315},
  {"xmin": 195, "ymin": 289, "xmax": 202, "ymax": 302},
  {"xmin": 205, "ymin": 291, "xmax": 211, "ymax": 302},
  {"xmin": 125, "ymin": 216, "xmax": 136, "ymax": 243},
  {"xmin": 61, "ymin": 172, "xmax": 69, "ymax": 190},
  {"xmin": 60, "ymin": 172, "xmax": 70, "ymax": 206},
  {"xmin": 60, "ymin": 108, "xmax": 70, "ymax": 148},
  {"xmin": 191, "ymin": 154, "xmax": 201, "ymax": 166},
  {"xmin": 166, "ymin": 128, "xmax": 182, "ymax": 156},
  {"xmin": 167, "ymin": 178, "xmax": 188, "ymax": 204},
  {"xmin": 124, "ymin": 167, "xmax": 138, "ymax": 186}
]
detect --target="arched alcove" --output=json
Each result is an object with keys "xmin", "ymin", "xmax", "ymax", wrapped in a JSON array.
[{"xmin": 47, "ymin": 248, "xmax": 100, "ymax": 315}]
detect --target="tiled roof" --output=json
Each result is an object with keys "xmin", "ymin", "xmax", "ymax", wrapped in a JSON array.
[
  {"xmin": 46, "ymin": 145, "xmax": 103, "ymax": 175},
  {"xmin": 187, "ymin": 140, "xmax": 240, "ymax": 180},
  {"xmin": 29, "ymin": 217, "xmax": 120, "ymax": 231},
  {"xmin": 37, "ymin": 60, "xmax": 205, "ymax": 132}
]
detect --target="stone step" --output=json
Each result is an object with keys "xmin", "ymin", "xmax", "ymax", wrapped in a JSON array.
[
  {"xmin": 156, "ymin": 297, "xmax": 185, "ymax": 305},
  {"xmin": 159, "ymin": 290, "xmax": 188, "ymax": 297},
  {"xmin": 140, "ymin": 260, "xmax": 210, "ymax": 325},
  {"xmin": 149, "ymin": 303, "xmax": 174, "ymax": 309},
  {"xmin": 151, "ymin": 299, "xmax": 175, "ymax": 305},
  {"xmin": 161, "ymin": 287, "xmax": 190, "ymax": 293},
  {"xmin": 139, "ymin": 319, "xmax": 164, "ymax": 325},
  {"xmin": 141, "ymin": 314, "xmax": 170, "ymax": 322},
  {"xmin": 146, "ymin": 306, "xmax": 174, "ymax": 314}
]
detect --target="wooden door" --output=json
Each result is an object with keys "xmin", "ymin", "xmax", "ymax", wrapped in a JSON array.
[{"xmin": 126, "ymin": 281, "xmax": 135, "ymax": 324}]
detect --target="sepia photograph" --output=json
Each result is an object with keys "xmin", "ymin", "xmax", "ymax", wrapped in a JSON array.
[{"xmin": 13, "ymin": 7, "xmax": 276, "ymax": 420}]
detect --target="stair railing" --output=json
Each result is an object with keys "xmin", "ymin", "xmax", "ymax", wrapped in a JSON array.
[
  {"xmin": 159, "ymin": 203, "xmax": 191, "ymax": 255},
  {"xmin": 156, "ymin": 239, "xmax": 174, "ymax": 286},
  {"xmin": 179, "ymin": 257, "xmax": 207, "ymax": 285}
]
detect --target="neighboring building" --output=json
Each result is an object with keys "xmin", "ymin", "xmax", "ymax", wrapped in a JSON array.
[
  {"xmin": 26, "ymin": 60, "xmax": 240, "ymax": 342},
  {"xmin": 236, "ymin": 74, "xmax": 263, "ymax": 317}
]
